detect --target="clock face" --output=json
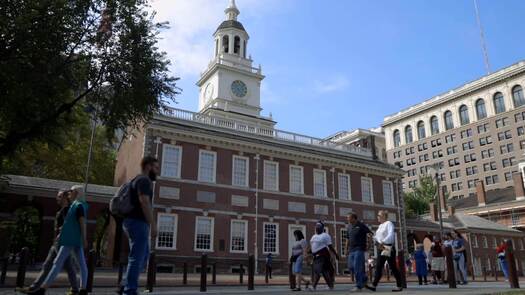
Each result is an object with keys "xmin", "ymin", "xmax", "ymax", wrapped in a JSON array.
[
  {"xmin": 231, "ymin": 80, "xmax": 247, "ymax": 98},
  {"xmin": 204, "ymin": 83, "xmax": 214, "ymax": 100}
]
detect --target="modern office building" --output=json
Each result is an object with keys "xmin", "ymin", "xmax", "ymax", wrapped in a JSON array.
[{"xmin": 382, "ymin": 61, "xmax": 525, "ymax": 200}]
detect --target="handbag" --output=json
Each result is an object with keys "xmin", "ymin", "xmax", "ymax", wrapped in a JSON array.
[
  {"xmin": 381, "ymin": 245, "xmax": 392, "ymax": 257},
  {"xmin": 453, "ymin": 253, "xmax": 461, "ymax": 261}
]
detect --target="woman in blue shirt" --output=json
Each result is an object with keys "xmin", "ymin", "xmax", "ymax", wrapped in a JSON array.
[{"xmin": 451, "ymin": 230, "xmax": 468, "ymax": 285}]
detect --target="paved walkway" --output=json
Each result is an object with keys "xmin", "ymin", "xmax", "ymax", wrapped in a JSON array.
[{"xmin": 1, "ymin": 282, "xmax": 524, "ymax": 295}]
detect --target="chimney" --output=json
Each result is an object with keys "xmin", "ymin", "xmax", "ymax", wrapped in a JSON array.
[
  {"xmin": 476, "ymin": 181, "xmax": 487, "ymax": 206},
  {"xmin": 447, "ymin": 206, "xmax": 455, "ymax": 216},
  {"xmin": 439, "ymin": 185, "xmax": 447, "ymax": 213},
  {"xmin": 370, "ymin": 135, "xmax": 378, "ymax": 160},
  {"xmin": 513, "ymin": 172, "xmax": 525, "ymax": 201},
  {"xmin": 429, "ymin": 202, "xmax": 438, "ymax": 222}
]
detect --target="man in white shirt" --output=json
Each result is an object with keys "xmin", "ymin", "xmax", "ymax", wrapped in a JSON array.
[{"xmin": 365, "ymin": 210, "xmax": 403, "ymax": 292}]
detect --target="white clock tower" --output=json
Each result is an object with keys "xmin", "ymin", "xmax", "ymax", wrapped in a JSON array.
[{"xmin": 196, "ymin": 0, "xmax": 275, "ymax": 127}]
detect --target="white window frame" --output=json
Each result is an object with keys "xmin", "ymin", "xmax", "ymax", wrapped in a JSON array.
[
  {"xmin": 472, "ymin": 235, "xmax": 478, "ymax": 248},
  {"xmin": 313, "ymin": 169, "xmax": 327, "ymax": 198},
  {"xmin": 340, "ymin": 227, "xmax": 348, "ymax": 257},
  {"xmin": 361, "ymin": 176, "xmax": 374, "ymax": 203},
  {"xmin": 289, "ymin": 165, "xmax": 304, "ymax": 194},
  {"xmin": 194, "ymin": 216, "xmax": 215, "ymax": 252},
  {"xmin": 263, "ymin": 160, "xmax": 279, "ymax": 191},
  {"xmin": 232, "ymin": 155, "xmax": 249, "ymax": 187},
  {"xmin": 382, "ymin": 180, "xmax": 394, "ymax": 206},
  {"xmin": 156, "ymin": 213, "xmax": 178, "ymax": 250},
  {"xmin": 482, "ymin": 236, "xmax": 488, "ymax": 248},
  {"xmin": 263, "ymin": 222, "xmax": 279, "ymax": 255},
  {"xmin": 230, "ymin": 219, "xmax": 248, "ymax": 253},
  {"xmin": 198, "ymin": 150, "xmax": 217, "ymax": 183},
  {"xmin": 161, "ymin": 144, "xmax": 182, "ymax": 178},
  {"xmin": 338, "ymin": 173, "xmax": 351, "ymax": 200}
]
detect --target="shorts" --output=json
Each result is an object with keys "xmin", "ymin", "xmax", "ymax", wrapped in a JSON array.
[
  {"xmin": 292, "ymin": 255, "xmax": 304, "ymax": 274},
  {"xmin": 431, "ymin": 257, "xmax": 445, "ymax": 271}
]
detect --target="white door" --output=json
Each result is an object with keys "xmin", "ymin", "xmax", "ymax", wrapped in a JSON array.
[{"xmin": 289, "ymin": 224, "xmax": 306, "ymax": 258}]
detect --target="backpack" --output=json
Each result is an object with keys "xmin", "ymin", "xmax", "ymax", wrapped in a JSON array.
[{"xmin": 109, "ymin": 176, "xmax": 142, "ymax": 218}]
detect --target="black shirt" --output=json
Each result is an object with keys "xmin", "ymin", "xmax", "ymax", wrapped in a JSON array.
[
  {"xmin": 347, "ymin": 221, "xmax": 372, "ymax": 252},
  {"xmin": 54, "ymin": 207, "xmax": 69, "ymax": 238},
  {"xmin": 127, "ymin": 175, "xmax": 153, "ymax": 221}
]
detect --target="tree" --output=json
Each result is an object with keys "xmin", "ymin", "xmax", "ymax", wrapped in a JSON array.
[
  {"xmin": 404, "ymin": 175, "xmax": 437, "ymax": 218},
  {"xmin": 0, "ymin": 0, "xmax": 180, "ymax": 169}
]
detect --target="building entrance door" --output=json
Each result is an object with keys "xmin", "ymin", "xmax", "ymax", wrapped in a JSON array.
[{"xmin": 288, "ymin": 224, "xmax": 306, "ymax": 258}]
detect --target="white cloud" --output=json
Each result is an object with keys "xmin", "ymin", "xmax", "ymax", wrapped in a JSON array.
[
  {"xmin": 150, "ymin": 0, "xmax": 281, "ymax": 77},
  {"xmin": 313, "ymin": 74, "xmax": 350, "ymax": 93}
]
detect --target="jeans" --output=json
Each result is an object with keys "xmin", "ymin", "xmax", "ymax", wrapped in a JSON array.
[
  {"xmin": 122, "ymin": 218, "xmax": 150, "ymax": 295},
  {"xmin": 42, "ymin": 246, "xmax": 87, "ymax": 289},
  {"xmin": 373, "ymin": 246, "xmax": 402, "ymax": 288},
  {"xmin": 454, "ymin": 253, "xmax": 467, "ymax": 283},
  {"xmin": 292, "ymin": 255, "xmax": 304, "ymax": 274},
  {"xmin": 499, "ymin": 257, "xmax": 509, "ymax": 279},
  {"xmin": 348, "ymin": 250, "xmax": 366, "ymax": 289},
  {"xmin": 31, "ymin": 245, "xmax": 79, "ymax": 290}
]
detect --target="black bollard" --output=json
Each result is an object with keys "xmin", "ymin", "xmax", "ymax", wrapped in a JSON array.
[
  {"xmin": 265, "ymin": 264, "xmax": 269, "ymax": 284},
  {"xmin": 483, "ymin": 266, "xmax": 487, "ymax": 282},
  {"xmin": 146, "ymin": 251, "xmax": 156, "ymax": 292},
  {"xmin": 87, "ymin": 249, "xmax": 97, "ymax": 292},
  {"xmin": 239, "ymin": 264, "xmax": 244, "ymax": 284},
  {"xmin": 212, "ymin": 262, "xmax": 217, "ymax": 284},
  {"xmin": 397, "ymin": 250, "xmax": 407, "ymax": 288},
  {"xmin": 494, "ymin": 265, "xmax": 498, "ymax": 281},
  {"xmin": 505, "ymin": 239, "xmax": 520, "ymax": 288},
  {"xmin": 248, "ymin": 255, "xmax": 255, "ymax": 290},
  {"xmin": 444, "ymin": 246, "xmax": 457, "ymax": 289},
  {"xmin": 183, "ymin": 262, "xmax": 188, "ymax": 285},
  {"xmin": 16, "ymin": 247, "xmax": 29, "ymax": 288},
  {"xmin": 0, "ymin": 258, "xmax": 7, "ymax": 285},
  {"xmin": 200, "ymin": 254, "xmax": 207, "ymax": 292}
]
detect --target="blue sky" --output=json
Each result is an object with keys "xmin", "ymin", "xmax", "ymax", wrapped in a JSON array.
[{"xmin": 152, "ymin": 0, "xmax": 525, "ymax": 138}]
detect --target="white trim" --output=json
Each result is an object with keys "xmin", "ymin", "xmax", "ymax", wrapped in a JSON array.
[
  {"xmin": 382, "ymin": 180, "xmax": 394, "ymax": 206},
  {"xmin": 232, "ymin": 155, "xmax": 249, "ymax": 187},
  {"xmin": 198, "ymin": 150, "xmax": 217, "ymax": 183},
  {"xmin": 156, "ymin": 213, "xmax": 178, "ymax": 250},
  {"xmin": 340, "ymin": 227, "xmax": 349, "ymax": 257},
  {"xmin": 262, "ymin": 222, "xmax": 279, "ymax": 255},
  {"xmin": 313, "ymin": 169, "xmax": 327, "ymax": 198},
  {"xmin": 361, "ymin": 176, "xmax": 374, "ymax": 203},
  {"xmin": 194, "ymin": 216, "xmax": 215, "ymax": 252},
  {"xmin": 160, "ymin": 144, "xmax": 182, "ymax": 179},
  {"xmin": 263, "ymin": 160, "xmax": 279, "ymax": 191},
  {"xmin": 230, "ymin": 219, "xmax": 248, "ymax": 253},
  {"xmin": 289, "ymin": 165, "xmax": 304, "ymax": 194},
  {"xmin": 338, "ymin": 173, "xmax": 351, "ymax": 200}
]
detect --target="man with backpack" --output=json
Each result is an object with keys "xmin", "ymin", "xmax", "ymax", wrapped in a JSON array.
[{"xmin": 115, "ymin": 156, "xmax": 159, "ymax": 295}]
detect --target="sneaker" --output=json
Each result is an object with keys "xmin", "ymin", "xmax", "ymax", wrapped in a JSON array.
[
  {"xmin": 26, "ymin": 288, "xmax": 46, "ymax": 295},
  {"xmin": 66, "ymin": 289, "xmax": 80, "ymax": 295},
  {"xmin": 391, "ymin": 287, "xmax": 403, "ymax": 292},
  {"xmin": 16, "ymin": 286, "xmax": 38, "ymax": 294},
  {"xmin": 292, "ymin": 288, "xmax": 302, "ymax": 291},
  {"xmin": 351, "ymin": 287, "xmax": 363, "ymax": 292},
  {"xmin": 364, "ymin": 284, "xmax": 376, "ymax": 292}
]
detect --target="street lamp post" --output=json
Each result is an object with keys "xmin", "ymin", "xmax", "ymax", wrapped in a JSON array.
[
  {"xmin": 429, "ymin": 164, "xmax": 445, "ymax": 239},
  {"xmin": 83, "ymin": 105, "xmax": 97, "ymax": 193}
]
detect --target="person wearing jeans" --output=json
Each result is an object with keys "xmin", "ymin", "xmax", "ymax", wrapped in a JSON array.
[
  {"xmin": 452, "ymin": 230, "xmax": 468, "ymax": 284},
  {"xmin": 119, "ymin": 156, "xmax": 159, "ymax": 295},
  {"xmin": 345, "ymin": 213, "xmax": 372, "ymax": 292},
  {"xmin": 28, "ymin": 185, "xmax": 89, "ymax": 295},
  {"xmin": 497, "ymin": 242, "xmax": 509, "ymax": 280}
]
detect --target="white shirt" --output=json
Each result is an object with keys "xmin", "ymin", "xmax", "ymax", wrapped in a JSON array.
[
  {"xmin": 310, "ymin": 232, "xmax": 332, "ymax": 253},
  {"xmin": 374, "ymin": 220, "xmax": 395, "ymax": 245}
]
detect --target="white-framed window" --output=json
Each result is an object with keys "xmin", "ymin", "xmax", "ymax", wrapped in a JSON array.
[
  {"xmin": 382, "ymin": 180, "xmax": 394, "ymax": 205},
  {"xmin": 263, "ymin": 160, "xmax": 279, "ymax": 191},
  {"xmin": 194, "ymin": 216, "xmax": 214, "ymax": 252},
  {"xmin": 482, "ymin": 236, "xmax": 488, "ymax": 248},
  {"xmin": 198, "ymin": 150, "xmax": 217, "ymax": 183},
  {"xmin": 232, "ymin": 155, "xmax": 249, "ymax": 187},
  {"xmin": 230, "ymin": 220, "xmax": 248, "ymax": 253},
  {"xmin": 472, "ymin": 235, "xmax": 478, "ymax": 248},
  {"xmin": 340, "ymin": 227, "xmax": 348, "ymax": 257},
  {"xmin": 493, "ymin": 237, "xmax": 498, "ymax": 249},
  {"xmin": 486, "ymin": 257, "xmax": 492, "ymax": 271},
  {"xmin": 289, "ymin": 165, "xmax": 304, "ymax": 194},
  {"xmin": 156, "ymin": 213, "xmax": 178, "ymax": 250},
  {"xmin": 313, "ymin": 169, "xmax": 327, "ymax": 197},
  {"xmin": 161, "ymin": 144, "xmax": 182, "ymax": 178},
  {"xmin": 263, "ymin": 222, "xmax": 279, "ymax": 254},
  {"xmin": 361, "ymin": 177, "xmax": 374, "ymax": 203},
  {"xmin": 338, "ymin": 173, "xmax": 351, "ymax": 200}
]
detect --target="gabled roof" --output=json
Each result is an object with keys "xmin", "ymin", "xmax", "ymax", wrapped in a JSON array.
[
  {"xmin": 449, "ymin": 187, "xmax": 516, "ymax": 209},
  {"xmin": 451, "ymin": 213, "xmax": 522, "ymax": 233}
]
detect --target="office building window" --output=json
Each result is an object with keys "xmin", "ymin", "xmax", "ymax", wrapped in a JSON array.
[
  {"xmin": 417, "ymin": 121, "xmax": 426, "ymax": 139},
  {"xmin": 494, "ymin": 92, "xmax": 506, "ymax": 114},
  {"xmin": 513, "ymin": 85, "xmax": 525, "ymax": 107},
  {"xmin": 405, "ymin": 125, "xmax": 413, "ymax": 144},
  {"xmin": 430, "ymin": 116, "xmax": 440, "ymax": 135},
  {"xmin": 476, "ymin": 98, "xmax": 487, "ymax": 119},
  {"xmin": 393, "ymin": 130, "xmax": 401, "ymax": 147},
  {"xmin": 459, "ymin": 105, "xmax": 470, "ymax": 125}
]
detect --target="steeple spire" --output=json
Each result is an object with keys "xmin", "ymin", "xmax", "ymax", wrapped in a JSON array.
[{"xmin": 225, "ymin": 0, "xmax": 240, "ymax": 21}]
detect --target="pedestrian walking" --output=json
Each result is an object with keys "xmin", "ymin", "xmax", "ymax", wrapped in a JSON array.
[
  {"xmin": 291, "ymin": 230, "xmax": 310, "ymax": 291},
  {"xmin": 430, "ymin": 238, "xmax": 445, "ymax": 284},
  {"xmin": 310, "ymin": 221, "xmax": 339, "ymax": 290},
  {"xmin": 345, "ymin": 213, "xmax": 372, "ymax": 292},
  {"xmin": 18, "ymin": 190, "xmax": 79, "ymax": 295},
  {"xmin": 452, "ymin": 230, "xmax": 468, "ymax": 285},
  {"xmin": 265, "ymin": 253, "xmax": 273, "ymax": 279},
  {"xmin": 414, "ymin": 244, "xmax": 428, "ymax": 285},
  {"xmin": 365, "ymin": 210, "xmax": 403, "ymax": 292},
  {"xmin": 496, "ymin": 241, "xmax": 509, "ymax": 280},
  {"xmin": 28, "ymin": 185, "xmax": 89, "ymax": 295},
  {"xmin": 117, "ymin": 156, "xmax": 159, "ymax": 295}
]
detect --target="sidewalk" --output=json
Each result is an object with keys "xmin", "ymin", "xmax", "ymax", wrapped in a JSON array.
[{"xmin": 1, "ymin": 282, "xmax": 523, "ymax": 295}]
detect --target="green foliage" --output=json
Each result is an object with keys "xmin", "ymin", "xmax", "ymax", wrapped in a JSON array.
[
  {"xmin": 0, "ymin": 0, "xmax": 180, "ymax": 167},
  {"xmin": 10, "ymin": 206, "xmax": 41, "ymax": 256},
  {"xmin": 1, "ymin": 108, "xmax": 116, "ymax": 185},
  {"xmin": 404, "ymin": 175, "xmax": 437, "ymax": 218}
]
